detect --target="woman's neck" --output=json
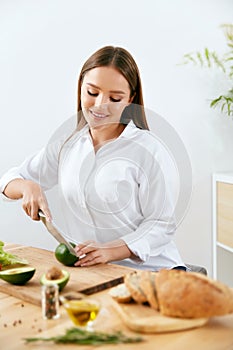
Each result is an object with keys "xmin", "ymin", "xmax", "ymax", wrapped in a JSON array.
[{"xmin": 90, "ymin": 123, "xmax": 126, "ymax": 149}]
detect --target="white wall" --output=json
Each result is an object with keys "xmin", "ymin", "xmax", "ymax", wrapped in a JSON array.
[{"xmin": 1, "ymin": 0, "xmax": 233, "ymax": 275}]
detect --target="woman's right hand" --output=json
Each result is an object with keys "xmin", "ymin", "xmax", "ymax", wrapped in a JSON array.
[
  {"xmin": 21, "ymin": 180, "xmax": 51, "ymax": 221},
  {"xmin": 4, "ymin": 179, "xmax": 51, "ymax": 221}
]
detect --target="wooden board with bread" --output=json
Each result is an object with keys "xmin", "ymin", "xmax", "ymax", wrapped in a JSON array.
[{"xmin": 109, "ymin": 269, "xmax": 233, "ymax": 333}]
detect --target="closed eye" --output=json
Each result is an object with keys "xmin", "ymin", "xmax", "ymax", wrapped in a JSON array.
[
  {"xmin": 87, "ymin": 90, "xmax": 98, "ymax": 97},
  {"xmin": 110, "ymin": 97, "xmax": 121, "ymax": 103},
  {"xmin": 87, "ymin": 90, "xmax": 121, "ymax": 102}
]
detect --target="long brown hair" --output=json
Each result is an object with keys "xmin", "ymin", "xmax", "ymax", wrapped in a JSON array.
[{"xmin": 77, "ymin": 46, "xmax": 149, "ymax": 130}]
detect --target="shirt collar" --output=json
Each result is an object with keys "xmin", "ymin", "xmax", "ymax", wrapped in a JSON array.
[
  {"xmin": 119, "ymin": 120, "xmax": 139, "ymax": 139},
  {"xmin": 80, "ymin": 119, "xmax": 139, "ymax": 140}
]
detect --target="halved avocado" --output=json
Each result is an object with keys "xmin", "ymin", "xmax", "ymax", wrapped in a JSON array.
[
  {"xmin": 40, "ymin": 269, "xmax": 70, "ymax": 291},
  {"xmin": 0, "ymin": 267, "xmax": 36, "ymax": 285}
]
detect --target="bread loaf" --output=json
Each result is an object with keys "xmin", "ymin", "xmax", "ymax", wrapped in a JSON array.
[
  {"xmin": 156, "ymin": 269, "xmax": 233, "ymax": 318},
  {"xmin": 139, "ymin": 271, "xmax": 159, "ymax": 310},
  {"xmin": 124, "ymin": 271, "xmax": 147, "ymax": 303},
  {"xmin": 110, "ymin": 269, "xmax": 233, "ymax": 319}
]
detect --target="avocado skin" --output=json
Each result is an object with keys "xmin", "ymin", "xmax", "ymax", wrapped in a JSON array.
[
  {"xmin": 55, "ymin": 243, "xmax": 79, "ymax": 266},
  {"xmin": 40, "ymin": 270, "xmax": 70, "ymax": 291},
  {"xmin": 0, "ymin": 267, "xmax": 36, "ymax": 285}
]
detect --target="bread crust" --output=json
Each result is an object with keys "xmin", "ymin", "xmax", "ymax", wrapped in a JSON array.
[
  {"xmin": 124, "ymin": 272, "xmax": 147, "ymax": 303},
  {"xmin": 156, "ymin": 269, "xmax": 233, "ymax": 318},
  {"xmin": 139, "ymin": 271, "xmax": 159, "ymax": 310}
]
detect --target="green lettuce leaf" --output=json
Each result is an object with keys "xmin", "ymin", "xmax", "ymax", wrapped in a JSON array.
[{"xmin": 0, "ymin": 241, "xmax": 28, "ymax": 267}]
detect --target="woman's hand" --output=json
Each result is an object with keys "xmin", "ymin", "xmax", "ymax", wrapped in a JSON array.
[
  {"xmin": 4, "ymin": 179, "xmax": 51, "ymax": 221},
  {"xmin": 74, "ymin": 239, "xmax": 132, "ymax": 267},
  {"xmin": 22, "ymin": 180, "xmax": 51, "ymax": 221}
]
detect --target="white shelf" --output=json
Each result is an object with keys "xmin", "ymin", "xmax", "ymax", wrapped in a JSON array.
[
  {"xmin": 216, "ymin": 242, "xmax": 233, "ymax": 254},
  {"xmin": 213, "ymin": 173, "xmax": 233, "ymax": 184},
  {"xmin": 213, "ymin": 173, "xmax": 233, "ymax": 287}
]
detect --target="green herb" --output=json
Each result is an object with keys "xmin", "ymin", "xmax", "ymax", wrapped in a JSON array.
[
  {"xmin": 0, "ymin": 241, "xmax": 28, "ymax": 267},
  {"xmin": 181, "ymin": 23, "xmax": 233, "ymax": 117},
  {"xmin": 24, "ymin": 327, "xmax": 144, "ymax": 345}
]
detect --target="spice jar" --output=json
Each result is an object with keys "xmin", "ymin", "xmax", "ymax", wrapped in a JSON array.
[{"xmin": 41, "ymin": 284, "xmax": 60, "ymax": 320}]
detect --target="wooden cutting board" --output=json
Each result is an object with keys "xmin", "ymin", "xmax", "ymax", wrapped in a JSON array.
[
  {"xmin": 0, "ymin": 245, "xmax": 132, "ymax": 306},
  {"xmin": 111, "ymin": 298, "xmax": 208, "ymax": 333}
]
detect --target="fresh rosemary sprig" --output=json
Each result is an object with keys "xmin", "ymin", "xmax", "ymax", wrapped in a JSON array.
[{"xmin": 24, "ymin": 327, "xmax": 144, "ymax": 345}]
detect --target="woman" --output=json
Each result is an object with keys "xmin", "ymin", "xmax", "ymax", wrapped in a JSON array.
[{"xmin": 0, "ymin": 46, "xmax": 185, "ymax": 270}]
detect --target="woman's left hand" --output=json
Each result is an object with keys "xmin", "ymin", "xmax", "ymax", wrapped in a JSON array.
[{"xmin": 74, "ymin": 239, "xmax": 132, "ymax": 267}]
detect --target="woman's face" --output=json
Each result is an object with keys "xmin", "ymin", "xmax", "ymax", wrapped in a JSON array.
[{"xmin": 81, "ymin": 66, "xmax": 132, "ymax": 128}]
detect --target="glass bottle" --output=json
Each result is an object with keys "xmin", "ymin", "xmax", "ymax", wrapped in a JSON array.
[{"xmin": 41, "ymin": 284, "xmax": 60, "ymax": 320}]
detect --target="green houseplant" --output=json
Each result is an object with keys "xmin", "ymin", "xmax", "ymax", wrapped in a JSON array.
[{"xmin": 182, "ymin": 24, "xmax": 233, "ymax": 117}]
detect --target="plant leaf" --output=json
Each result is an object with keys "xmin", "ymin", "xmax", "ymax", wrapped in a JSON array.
[
  {"xmin": 0, "ymin": 241, "xmax": 28, "ymax": 266},
  {"xmin": 196, "ymin": 52, "xmax": 204, "ymax": 66},
  {"xmin": 204, "ymin": 48, "xmax": 211, "ymax": 67},
  {"xmin": 211, "ymin": 52, "xmax": 226, "ymax": 72},
  {"xmin": 181, "ymin": 23, "xmax": 233, "ymax": 117},
  {"xmin": 183, "ymin": 53, "xmax": 197, "ymax": 65}
]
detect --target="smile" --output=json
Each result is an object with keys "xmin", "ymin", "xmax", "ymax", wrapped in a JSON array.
[{"xmin": 90, "ymin": 110, "xmax": 109, "ymax": 119}]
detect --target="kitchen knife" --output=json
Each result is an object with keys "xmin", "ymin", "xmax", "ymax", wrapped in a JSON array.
[
  {"xmin": 38, "ymin": 210, "xmax": 77, "ymax": 256},
  {"xmin": 61, "ymin": 276, "xmax": 125, "ymax": 299},
  {"xmin": 80, "ymin": 276, "xmax": 124, "ymax": 295}
]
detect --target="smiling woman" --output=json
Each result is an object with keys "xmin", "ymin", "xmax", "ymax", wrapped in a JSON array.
[
  {"xmin": 0, "ymin": 46, "xmax": 186, "ymax": 272},
  {"xmin": 81, "ymin": 66, "xmax": 131, "ymax": 147},
  {"xmin": 77, "ymin": 46, "xmax": 148, "ymax": 131}
]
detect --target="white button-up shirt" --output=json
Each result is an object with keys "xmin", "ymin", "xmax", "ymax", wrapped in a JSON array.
[{"xmin": 0, "ymin": 121, "xmax": 184, "ymax": 270}]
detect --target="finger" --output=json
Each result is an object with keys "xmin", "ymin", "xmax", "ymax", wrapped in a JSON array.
[
  {"xmin": 80, "ymin": 255, "xmax": 103, "ymax": 266},
  {"xmin": 78, "ymin": 260, "xmax": 97, "ymax": 267},
  {"xmin": 75, "ymin": 254, "xmax": 92, "ymax": 266},
  {"xmin": 24, "ymin": 206, "xmax": 31, "ymax": 217},
  {"xmin": 78, "ymin": 244, "xmax": 97, "ymax": 256},
  {"xmin": 76, "ymin": 241, "xmax": 97, "ymax": 256},
  {"xmin": 77, "ymin": 240, "xmax": 95, "ymax": 250},
  {"xmin": 74, "ymin": 251, "xmax": 96, "ymax": 266},
  {"xmin": 31, "ymin": 203, "xmax": 40, "ymax": 221},
  {"xmin": 74, "ymin": 245, "xmax": 80, "ymax": 253},
  {"xmin": 22, "ymin": 202, "xmax": 33, "ymax": 218},
  {"xmin": 75, "ymin": 255, "xmax": 101, "ymax": 267},
  {"xmin": 38, "ymin": 191, "xmax": 52, "ymax": 221},
  {"xmin": 39, "ymin": 206, "xmax": 52, "ymax": 222},
  {"xmin": 22, "ymin": 201, "xmax": 29, "ymax": 213}
]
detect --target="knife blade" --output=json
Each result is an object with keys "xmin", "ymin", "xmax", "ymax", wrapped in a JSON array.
[
  {"xmin": 38, "ymin": 210, "xmax": 77, "ymax": 256},
  {"xmin": 80, "ymin": 276, "xmax": 124, "ymax": 295},
  {"xmin": 60, "ymin": 276, "xmax": 125, "ymax": 300}
]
